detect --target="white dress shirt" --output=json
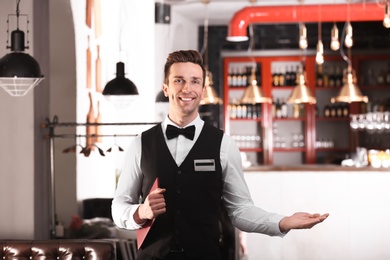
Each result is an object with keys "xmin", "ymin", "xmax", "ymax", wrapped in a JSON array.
[{"xmin": 112, "ymin": 114, "xmax": 285, "ymax": 237}]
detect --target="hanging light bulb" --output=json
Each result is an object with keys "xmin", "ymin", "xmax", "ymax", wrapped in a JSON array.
[
  {"xmin": 316, "ymin": 40, "xmax": 324, "ymax": 65},
  {"xmin": 299, "ymin": 23, "xmax": 308, "ymax": 49},
  {"xmin": 330, "ymin": 23, "xmax": 340, "ymax": 51},
  {"xmin": 344, "ymin": 22, "xmax": 353, "ymax": 48},
  {"xmin": 384, "ymin": 1, "xmax": 390, "ymax": 28}
]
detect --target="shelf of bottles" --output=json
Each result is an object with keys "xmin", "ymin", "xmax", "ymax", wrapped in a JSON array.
[
  {"xmin": 314, "ymin": 60, "xmax": 351, "ymax": 163},
  {"xmin": 226, "ymin": 61, "xmax": 264, "ymax": 164},
  {"xmin": 270, "ymin": 61, "xmax": 308, "ymax": 165}
]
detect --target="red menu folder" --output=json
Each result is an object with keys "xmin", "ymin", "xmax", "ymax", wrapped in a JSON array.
[{"xmin": 136, "ymin": 178, "xmax": 159, "ymax": 249}]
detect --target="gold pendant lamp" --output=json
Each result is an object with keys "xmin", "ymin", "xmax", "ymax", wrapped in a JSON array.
[
  {"xmin": 287, "ymin": 66, "xmax": 316, "ymax": 104},
  {"xmin": 240, "ymin": 67, "xmax": 271, "ymax": 104}
]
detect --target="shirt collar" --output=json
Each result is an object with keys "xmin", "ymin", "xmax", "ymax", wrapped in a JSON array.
[{"xmin": 163, "ymin": 114, "xmax": 203, "ymax": 131}]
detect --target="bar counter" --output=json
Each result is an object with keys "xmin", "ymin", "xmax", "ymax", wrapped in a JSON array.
[
  {"xmin": 244, "ymin": 164, "xmax": 390, "ymax": 172},
  {"xmin": 242, "ymin": 165, "xmax": 390, "ymax": 260}
]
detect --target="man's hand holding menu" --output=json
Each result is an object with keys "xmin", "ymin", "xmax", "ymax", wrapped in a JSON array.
[{"xmin": 135, "ymin": 178, "xmax": 166, "ymax": 249}]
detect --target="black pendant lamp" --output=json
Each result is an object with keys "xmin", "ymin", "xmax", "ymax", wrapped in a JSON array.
[
  {"xmin": 102, "ymin": 62, "xmax": 139, "ymax": 105},
  {"xmin": 155, "ymin": 89, "xmax": 168, "ymax": 102},
  {"xmin": 0, "ymin": 0, "xmax": 44, "ymax": 97}
]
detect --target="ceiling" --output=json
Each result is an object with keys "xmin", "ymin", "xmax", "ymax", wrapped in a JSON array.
[{"xmin": 164, "ymin": 0, "xmax": 380, "ymax": 25}]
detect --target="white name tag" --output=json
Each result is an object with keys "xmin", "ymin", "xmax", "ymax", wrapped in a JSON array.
[{"xmin": 194, "ymin": 159, "xmax": 216, "ymax": 172}]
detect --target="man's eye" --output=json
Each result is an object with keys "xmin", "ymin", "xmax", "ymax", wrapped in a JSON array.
[
  {"xmin": 175, "ymin": 79, "xmax": 184, "ymax": 84},
  {"xmin": 193, "ymin": 80, "xmax": 201, "ymax": 85}
]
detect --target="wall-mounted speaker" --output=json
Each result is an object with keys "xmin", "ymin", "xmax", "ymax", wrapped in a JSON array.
[{"xmin": 155, "ymin": 2, "xmax": 171, "ymax": 24}]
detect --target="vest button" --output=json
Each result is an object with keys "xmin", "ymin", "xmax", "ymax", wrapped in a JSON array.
[
  {"xmin": 176, "ymin": 210, "xmax": 181, "ymax": 214},
  {"xmin": 176, "ymin": 189, "xmax": 181, "ymax": 194},
  {"xmin": 178, "ymin": 170, "xmax": 181, "ymax": 174}
]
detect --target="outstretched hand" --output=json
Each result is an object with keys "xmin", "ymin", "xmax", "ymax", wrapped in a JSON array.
[
  {"xmin": 279, "ymin": 212, "xmax": 329, "ymax": 233},
  {"xmin": 134, "ymin": 188, "xmax": 166, "ymax": 225}
]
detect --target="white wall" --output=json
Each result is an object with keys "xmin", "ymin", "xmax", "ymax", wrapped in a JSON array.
[
  {"xmin": 0, "ymin": 0, "xmax": 36, "ymax": 239},
  {"xmin": 244, "ymin": 171, "xmax": 390, "ymax": 260}
]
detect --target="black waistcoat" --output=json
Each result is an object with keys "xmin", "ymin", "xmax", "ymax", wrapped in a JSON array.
[{"xmin": 138, "ymin": 123, "xmax": 223, "ymax": 259}]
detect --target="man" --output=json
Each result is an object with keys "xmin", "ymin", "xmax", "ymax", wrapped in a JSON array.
[{"xmin": 112, "ymin": 50, "xmax": 329, "ymax": 260}]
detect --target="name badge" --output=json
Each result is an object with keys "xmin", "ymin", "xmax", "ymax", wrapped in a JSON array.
[{"xmin": 194, "ymin": 159, "xmax": 216, "ymax": 172}]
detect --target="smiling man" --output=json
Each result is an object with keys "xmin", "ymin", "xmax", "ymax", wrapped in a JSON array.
[{"xmin": 112, "ymin": 50, "xmax": 329, "ymax": 260}]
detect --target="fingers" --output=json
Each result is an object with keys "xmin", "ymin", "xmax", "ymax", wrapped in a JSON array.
[
  {"xmin": 142, "ymin": 188, "xmax": 167, "ymax": 219},
  {"xmin": 150, "ymin": 188, "xmax": 166, "ymax": 195}
]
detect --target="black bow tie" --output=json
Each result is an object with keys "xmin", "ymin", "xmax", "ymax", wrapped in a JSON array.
[{"xmin": 166, "ymin": 125, "xmax": 195, "ymax": 140}]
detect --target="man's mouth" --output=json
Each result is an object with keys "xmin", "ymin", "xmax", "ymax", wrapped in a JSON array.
[{"xmin": 179, "ymin": 97, "xmax": 195, "ymax": 102}]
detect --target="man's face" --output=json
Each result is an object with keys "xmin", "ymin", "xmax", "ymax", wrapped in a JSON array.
[{"xmin": 163, "ymin": 62, "xmax": 204, "ymax": 123}]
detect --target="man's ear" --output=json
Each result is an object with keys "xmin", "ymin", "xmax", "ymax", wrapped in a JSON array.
[{"xmin": 162, "ymin": 83, "xmax": 169, "ymax": 97}]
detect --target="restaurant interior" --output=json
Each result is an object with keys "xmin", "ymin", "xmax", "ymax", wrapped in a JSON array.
[{"xmin": 1, "ymin": 0, "xmax": 390, "ymax": 259}]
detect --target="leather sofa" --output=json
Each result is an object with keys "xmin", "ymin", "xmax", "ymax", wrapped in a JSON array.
[{"xmin": 0, "ymin": 239, "xmax": 116, "ymax": 259}]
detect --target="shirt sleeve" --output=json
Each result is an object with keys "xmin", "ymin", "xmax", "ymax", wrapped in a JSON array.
[
  {"xmin": 220, "ymin": 134, "xmax": 286, "ymax": 237},
  {"xmin": 111, "ymin": 135, "xmax": 144, "ymax": 230}
]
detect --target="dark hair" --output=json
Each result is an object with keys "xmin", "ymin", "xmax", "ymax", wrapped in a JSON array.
[{"xmin": 163, "ymin": 50, "xmax": 206, "ymax": 86}]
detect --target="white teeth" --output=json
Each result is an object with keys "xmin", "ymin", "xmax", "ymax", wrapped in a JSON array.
[{"xmin": 181, "ymin": 97, "xmax": 193, "ymax": 101}]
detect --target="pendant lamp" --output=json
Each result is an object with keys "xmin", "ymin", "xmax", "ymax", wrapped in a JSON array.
[
  {"xmin": 331, "ymin": 21, "xmax": 368, "ymax": 104},
  {"xmin": 155, "ymin": 89, "xmax": 168, "ymax": 102},
  {"xmin": 331, "ymin": 66, "xmax": 368, "ymax": 103},
  {"xmin": 201, "ymin": 70, "xmax": 222, "ymax": 105},
  {"xmin": 240, "ymin": 67, "xmax": 271, "ymax": 104},
  {"xmin": 287, "ymin": 66, "xmax": 316, "ymax": 104},
  {"xmin": 199, "ymin": 0, "xmax": 222, "ymax": 106},
  {"xmin": 102, "ymin": 62, "xmax": 139, "ymax": 107},
  {"xmin": 0, "ymin": 0, "xmax": 44, "ymax": 97}
]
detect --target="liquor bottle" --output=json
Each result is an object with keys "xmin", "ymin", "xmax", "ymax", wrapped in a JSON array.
[
  {"xmin": 237, "ymin": 67, "xmax": 243, "ymax": 87},
  {"xmin": 377, "ymin": 70, "xmax": 385, "ymax": 86},
  {"xmin": 231, "ymin": 67, "xmax": 238, "ymax": 87},
  {"xmin": 293, "ymin": 104, "xmax": 300, "ymax": 118},
  {"xmin": 342, "ymin": 104, "xmax": 349, "ymax": 117},
  {"xmin": 279, "ymin": 67, "xmax": 286, "ymax": 86},
  {"xmin": 323, "ymin": 66, "xmax": 329, "ymax": 87},
  {"xmin": 335, "ymin": 66, "xmax": 342, "ymax": 87},
  {"xmin": 242, "ymin": 66, "xmax": 248, "ymax": 87},
  {"xmin": 324, "ymin": 104, "xmax": 330, "ymax": 117},
  {"xmin": 236, "ymin": 103, "xmax": 242, "ymax": 118},
  {"xmin": 275, "ymin": 98, "xmax": 282, "ymax": 118},
  {"xmin": 316, "ymin": 65, "xmax": 324, "ymax": 87},
  {"xmin": 291, "ymin": 65, "xmax": 298, "ymax": 85},
  {"xmin": 227, "ymin": 67, "xmax": 232, "ymax": 87},
  {"xmin": 271, "ymin": 98, "xmax": 276, "ymax": 117},
  {"xmin": 330, "ymin": 104, "xmax": 337, "ymax": 117},
  {"xmin": 247, "ymin": 104, "xmax": 253, "ymax": 119},
  {"xmin": 241, "ymin": 104, "xmax": 247, "ymax": 118},
  {"xmin": 328, "ymin": 66, "xmax": 335, "ymax": 87},
  {"xmin": 281, "ymin": 98, "xmax": 288, "ymax": 118},
  {"xmin": 272, "ymin": 67, "xmax": 279, "ymax": 87},
  {"xmin": 285, "ymin": 66, "xmax": 291, "ymax": 86},
  {"xmin": 336, "ymin": 103, "xmax": 343, "ymax": 117}
]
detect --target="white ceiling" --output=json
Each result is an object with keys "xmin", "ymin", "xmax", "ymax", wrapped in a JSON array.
[{"xmin": 164, "ymin": 0, "xmax": 378, "ymax": 25}]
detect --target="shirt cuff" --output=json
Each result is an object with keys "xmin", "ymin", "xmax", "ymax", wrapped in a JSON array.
[{"xmin": 125, "ymin": 204, "xmax": 146, "ymax": 229}]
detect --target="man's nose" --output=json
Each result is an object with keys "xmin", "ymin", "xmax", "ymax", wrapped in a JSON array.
[{"xmin": 182, "ymin": 81, "xmax": 191, "ymax": 93}]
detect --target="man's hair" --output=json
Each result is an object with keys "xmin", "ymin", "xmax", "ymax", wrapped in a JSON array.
[{"xmin": 164, "ymin": 50, "xmax": 206, "ymax": 86}]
